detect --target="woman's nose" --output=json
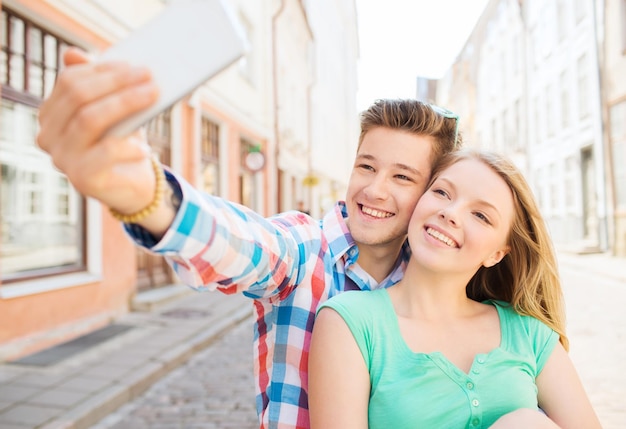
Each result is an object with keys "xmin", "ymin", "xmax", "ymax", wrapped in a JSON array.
[{"xmin": 438, "ymin": 205, "xmax": 458, "ymax": 226}]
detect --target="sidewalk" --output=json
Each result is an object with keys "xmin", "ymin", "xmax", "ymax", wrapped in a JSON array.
[
  {"xmin": 0, "ymin": 250, "xmax": 624, "ymax": 429},
  {"xmin": 556, "ymin": 249, "xmax": 626, "ymax": 283},
  {"xmin": 0, "ymin": 287, "xmax": 253, "ymax": 429}
]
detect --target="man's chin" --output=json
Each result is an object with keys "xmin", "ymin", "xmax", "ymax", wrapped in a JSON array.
[{"xmin": 352, "ymin": 230, "xmax": 403, "ymax": 249}]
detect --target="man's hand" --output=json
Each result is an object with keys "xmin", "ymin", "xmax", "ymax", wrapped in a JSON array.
[{"xmin": 36, "ymin": 48, "xmax": 177, "ymax": 237}]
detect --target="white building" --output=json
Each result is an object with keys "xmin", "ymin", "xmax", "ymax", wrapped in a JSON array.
[
  {"xmin": 439, "ymin": 0, "xmax": 609, "ymax": 253},
  {"xmin": 303, "ymin": 0, "xmax": 359, "ymax": 216}
]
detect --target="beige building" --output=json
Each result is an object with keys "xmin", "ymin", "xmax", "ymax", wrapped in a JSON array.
[
  {"xmin": 601, "ymin": 0, "xmax": 626, "ymax": 256},
  {"xmin": 0, "ymin": 0, "xmax": 358, "ymax": 361}
]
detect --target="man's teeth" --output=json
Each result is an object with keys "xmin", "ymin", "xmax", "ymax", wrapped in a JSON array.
[
  {"xmin": 362, "ymin": 206, "xmax": 393, "ymax": 218},
  {"xmin": 426, "ymin": 227, "xmax": 456, "ymax": 247}
]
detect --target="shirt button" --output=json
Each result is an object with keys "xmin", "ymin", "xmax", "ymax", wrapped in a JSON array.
[
  {"xmin": 477, "ymin": 357, "xmax": 485, "ymax": 364},
  {"xmin": 466, "ymin": 382, "xmax": 474, "ymax": 390},
  {"xmin": 472, "ymin": 369, "xmax": 480, "ymax": 374},
  {"xmin": 472, "ymin": 399, "xmax": 480, "ymax": 407},
  {"xmin": 472, "ymin": 418, "xmax": 480, "ymax": 426}
]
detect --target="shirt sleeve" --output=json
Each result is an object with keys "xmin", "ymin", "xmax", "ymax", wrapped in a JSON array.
[
  {"xmin": 125, "ymin": 170, "xmax": 320, "ymax": 300},
  {"xmin": 533, "ymin": 323, "xmax": 559, "ymax": 374},
  {"xmin": 515, "ymin": 309, "xmax": 559, "ymax": 375}
]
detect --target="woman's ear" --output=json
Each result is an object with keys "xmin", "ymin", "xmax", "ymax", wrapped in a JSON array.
[{"xmin": 482, "ymin": 246, "xmax": 510, "ymax": 268}]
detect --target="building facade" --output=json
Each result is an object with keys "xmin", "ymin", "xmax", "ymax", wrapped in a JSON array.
[
  {"xmin": 439, "ymin": 0, "xmax": 614, "ymax": 255},
  {"xmin": 0, "ymin": 0, "xmax": 359, "ymax": 361},
  {"xmin": 602, "ymin": 0, "xmax": 626, "ymax": 256}
]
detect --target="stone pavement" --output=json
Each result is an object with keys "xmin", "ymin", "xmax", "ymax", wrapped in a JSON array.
[
  {"xmin": 0, "ymin": 289, "xmax": 253, "ymax": 429},
  {"xmin": 0, "ymin": 250, "xmax": 624, "ymax": 429},
  {"xmin": 91, "ymin": 316, "xmax": 257, "ymax": 429},
  {"xmin": 556, "ymin": 251, "xmax": 626, "ymax": 429}
]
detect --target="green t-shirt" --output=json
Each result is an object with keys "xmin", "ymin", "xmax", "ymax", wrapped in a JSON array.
[{"xmin": 318, "ymin": 289, "xmax": 558, "ymax": 429}]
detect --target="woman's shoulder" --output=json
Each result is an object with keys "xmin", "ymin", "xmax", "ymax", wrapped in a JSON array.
[
  {"xmin": 322, "ymin": 288, "xmax": 387, "ymax": 310},
  {"xmin": 486, "ymin": 299, "xmax": 558, "ymax": 355}
]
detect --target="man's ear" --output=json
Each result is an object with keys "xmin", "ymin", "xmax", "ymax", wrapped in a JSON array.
[{"xmin": 482, "ymin": 246, "xmax": 510, "ymax": 268}]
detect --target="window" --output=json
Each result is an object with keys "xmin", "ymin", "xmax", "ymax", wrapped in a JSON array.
[
  {"xmin": 610, "ymin": 100, "xmax": 626, "ymax": 208},
  {"xmin": 1, "ymin": 8, "xmax": 84, "ymax": 281},
  {"xmin": 560, "ymin": 70, "xmax": 570, "ymax": 128},
  {"xmin": 239, "ymin": 137, "xmax": 260, "ymax": 209},
  {"xmin": 533, "ymin": 95, "xmax": 542, "ymax": 144},
  {"xmin": 237, "ymin": 13, "xmax": 254, "ymax": 84},
  {"xmin": 557, "ymin": 1, "xmax": 568, "ymax": 42},
  {"xmin": 491, "ymin": 117, "xmax": 498, "ymax": 150},
  {"xmin": 577, "ymin": 54, "xmax": 590, "ymax": 119},
  {"xmin": 534, "ymin": 168, "xmax": 545, "ymax": 211},
  {"xmin": 546, "ymin": 83, "xmax": 555, "ymax": 137},
  {"xmin": 575, "ymin": 0, "xmax": 586, "ymax": 23},
  {"xmin": 1, "ymin": 8, "xmax": 66, "ymax": 98},
  {"xmin": 201, "ymin": 117, "xmax": 220, "ymax": 195},
  {"xmin": 145, "ymin": 107, "xmax": 172, "ymax": 166},
  {"xmin": 622, "ymin": 0, "xmax": 626, "ymax": 54},
  {"xmin": 565, "ymin": 156, "xmax": 577, "ymax": 210},
  {"xmin": 0, "ymin": 102, "xmax": 84, "ymax": 279},
  {"xmin": 513, "ymin": 99, "xmax": 521, "ymax": 150},
  {"xmin": 549, "ymin": 163, "xmax": 559, "ymax": 212}
]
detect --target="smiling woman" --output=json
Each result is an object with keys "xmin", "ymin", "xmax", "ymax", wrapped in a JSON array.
[{"xmin": 309, "ymin": 148, "xmax": 603, "ymax": 429}]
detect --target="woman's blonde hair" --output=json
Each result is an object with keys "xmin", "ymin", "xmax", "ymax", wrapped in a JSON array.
[{"xmin": 429, "ymin": 149, "xmax": 569, "ymax": 350}]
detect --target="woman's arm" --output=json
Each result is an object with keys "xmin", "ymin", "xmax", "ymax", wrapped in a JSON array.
[
  {"xmin": 308, "ymin": 307, "xmax": 370, "ymax": 429},
  {"xmin": 489, "ymin": 408, "xmax": 560, "ymax": 428},
  {"xmin": 537, "ymin": 342, "xmax": 602, "ymax": 428}
]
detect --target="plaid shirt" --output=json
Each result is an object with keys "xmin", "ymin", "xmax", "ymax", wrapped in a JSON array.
[{"xmin": 127, "ymin": 171, "xmax": 410, "ymax": 429}]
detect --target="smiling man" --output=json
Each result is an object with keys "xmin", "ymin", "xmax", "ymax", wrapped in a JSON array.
[{"xmin": 36, "ymin": 51, "xmax": 460, "ymax": 429}]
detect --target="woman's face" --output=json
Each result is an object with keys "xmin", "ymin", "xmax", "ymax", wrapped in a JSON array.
[{"xmin": 408, "ymin": 158, "xmax": 515, "ymax": 274}]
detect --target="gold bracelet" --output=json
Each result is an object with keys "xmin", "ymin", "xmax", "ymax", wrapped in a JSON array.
[{"xmin": 109, "ymin": 155, "xmax": 166, "ymax": 224}]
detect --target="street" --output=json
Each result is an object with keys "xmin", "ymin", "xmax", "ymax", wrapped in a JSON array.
[
  {"xmin": 91, "ymin": 257, "xmax": 625, "ymax": 429},
  {"xmin": 91, "ymin": 318, "xmax": 258, "ymax": 429},
  {"xmin": 560, "ymin": 262, "xmax": 625, "ymax": 429}
]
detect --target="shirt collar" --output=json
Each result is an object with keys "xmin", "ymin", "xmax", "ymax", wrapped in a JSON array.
[{"xmin": 321, "ymin": 201, "xmax": 357, "ymax": 265}]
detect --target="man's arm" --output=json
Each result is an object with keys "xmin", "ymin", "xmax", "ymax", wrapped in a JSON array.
[
  {"xmin": 38, "ymin": 49, "xmax": 305, "ymax": 298},
  {"xmin": 37, "ymin": 48, "xmax": 175, "ymax": 238}
]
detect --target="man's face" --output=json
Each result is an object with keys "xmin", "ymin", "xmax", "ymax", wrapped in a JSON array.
[{"xmin": 346, "ymin": 127, "xmax": 435, "ymax": 251}]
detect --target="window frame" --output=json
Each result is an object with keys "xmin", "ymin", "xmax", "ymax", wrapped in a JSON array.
[{"xmin": 1, "ymin": 6, "xmax": 88, "ymax": 285}]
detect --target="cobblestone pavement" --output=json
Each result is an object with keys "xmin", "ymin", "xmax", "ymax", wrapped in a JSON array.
[
  {"xmin": 559, "ymin": 263, "xmax": 625, "ymax": 429},
  {"xmin": 90, "ymin": 256, "xmax": 625, "ymax": 429},
  {"xmin": 91, "ymin": 317, "xmax": 258, "ymax": 429}
]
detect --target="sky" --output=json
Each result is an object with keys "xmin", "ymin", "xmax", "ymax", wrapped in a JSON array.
[{"xmin": 355, "ymin": 0, "xmax": 489, "ymax": 110}]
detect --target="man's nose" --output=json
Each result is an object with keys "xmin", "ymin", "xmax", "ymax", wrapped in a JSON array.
[{"xmin": 364, "ymin": 174, "xmax": 389, "ymax": 200}]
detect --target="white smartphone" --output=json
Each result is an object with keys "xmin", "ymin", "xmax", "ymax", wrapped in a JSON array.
[{"xmin": 97, "ymin": 0, "xmax": 247, "ymax": 137}]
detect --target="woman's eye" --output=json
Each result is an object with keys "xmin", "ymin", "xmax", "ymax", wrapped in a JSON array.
[{"xmin": 474, "ymin": 212, "xmax": 491, "ymax": 224}]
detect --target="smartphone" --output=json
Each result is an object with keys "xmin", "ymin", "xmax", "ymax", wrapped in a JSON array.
[{"xmin": 97, "ymin": 0, "xmax": 247, "ymax": 137}]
